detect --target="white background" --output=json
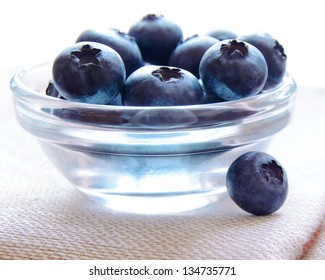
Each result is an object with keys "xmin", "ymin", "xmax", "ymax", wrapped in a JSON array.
[{"xmin": 1, "ymin": 0, "xmax": 324, "ymax": 88}]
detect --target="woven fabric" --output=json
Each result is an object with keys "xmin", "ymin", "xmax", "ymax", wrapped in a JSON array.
[{"xmin": 1, "ymin": 69, "xmax": 325, "ymax": 260}]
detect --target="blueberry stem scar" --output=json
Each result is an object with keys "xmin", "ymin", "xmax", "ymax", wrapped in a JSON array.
[
  {"xmin": 274, "ymin": 40, "xmax": 287, "ymax": 59},
  {"xmin": 152, "ymin": 67, "xmax": 183, "ymax": 82},
  {"xmin": 221, "ymin": 40, "xmax": 248, "ymax": 57},
  {"xmin": 261, "ymin": 160, "xmax": 284, "ymax": 183},
  {"xmin": 71, "ymin": 44, "xmax": 102, "ymax": 67}
]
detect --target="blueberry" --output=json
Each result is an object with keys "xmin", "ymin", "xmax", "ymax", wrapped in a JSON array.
[
  {"xmin": 52, "ymin": 42, "xmax": 126, "ymax": 104},
  {"xmin": 122, "ymin": 65, "xmax": 204, "ymax": 106},
  {"xmin": 199, "ymin": 39, "xmax": 268, "ymax": 101},
  {"xmin": 226, "ymin": 151, "xmax": 288, "ymax": 216},
  {"xmin": 128, "ymin": 14, "xmax": 183, "ymax": 65},
  {"xmin": 238, "ymin": 33, "xmax": 287, "ymax": 89},
  {"xmin": 206, "ymin": 29, "xmax": 237, "ymax": 41},
  {"xmin": 76, "ymin": 28, "xmax": 143, "ymax": 77},
  {"xmin": 168, "ymin": 35, "xmax": 219, "ymax": 78},
  {"xmin": 45, "ymin": 80, "xmax": 64, "ymax": 99}
]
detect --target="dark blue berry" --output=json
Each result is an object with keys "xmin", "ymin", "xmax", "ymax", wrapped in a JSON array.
[
  {"xmin": 168, "ymin": 35, "xmax": 219, "ymax": 78},
  {"xmin": 128, "ymin": 14, "xmax": 183, "ymax": 65},
  {"xmin": 206, "ymin": 29, "xmax": 237, "ymax": 40},
  {"xmin": 45, "ymin": 80, "xmax": 65, "ymax": 99},
  {"xmin": 238, "ymin": 33, "xmax": 287, "ymax": 90},
  {"xmin": 226, "ymin": 151, "xmax": 288, "ymax": 216},
  {"xmin": 52, "ymin": 42, "xmax": 125, "ymax": 104},
  {"xmin": 122, "ymin": 65, "xmax": 204, "ymax": 106},
  {"xmin": 76, "ymin": 28, "xmax": 143, "ymax": 77},
  {"xmin": 199, "ymin": 39, "xmax": 268, "ymax": 101}
]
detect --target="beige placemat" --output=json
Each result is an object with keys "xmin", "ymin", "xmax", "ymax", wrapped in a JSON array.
[{"xmin": 1, "ymin": 69, "xmax": 325, "ymax": 260}]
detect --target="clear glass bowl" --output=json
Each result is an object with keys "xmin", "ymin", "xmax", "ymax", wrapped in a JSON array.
[{"xmin": 10, "ymin": 62, "xmax": 297, "ymax": 214}]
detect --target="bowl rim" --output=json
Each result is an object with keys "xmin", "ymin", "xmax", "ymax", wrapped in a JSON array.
[
  {"xmin": 10, "ymin": 62, "xmax": 298, "ymax": 155},
  {"xmin": 10, "ymin": 61, "xmax": 297, "ymax": 112}
]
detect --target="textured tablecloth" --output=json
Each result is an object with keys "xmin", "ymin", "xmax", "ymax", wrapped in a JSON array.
[{"xmin": 1, "ymin": 68, "xmax": 325, "ymax": 260}]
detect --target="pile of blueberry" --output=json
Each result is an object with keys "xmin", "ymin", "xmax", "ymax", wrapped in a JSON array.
[
  {"xmin": 47, "ymin": 14, "xmax": 289, "ymax": 215},
  {"xmin": 48, "ymin": 13, "xmax": 287, "ymax": 106}
]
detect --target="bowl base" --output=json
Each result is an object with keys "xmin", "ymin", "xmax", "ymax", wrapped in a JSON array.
[{"xmin": 79, "ymin": 187, "xmax": 227, "ymax": 214}]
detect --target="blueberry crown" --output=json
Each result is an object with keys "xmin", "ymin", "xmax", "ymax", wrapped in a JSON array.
[
  {"xmin": 261, "ymin": 160, "xmax": 284, "ymax": 183},
  {"xmin": 221, "ymin": 40, "xmax": 248, "ymax": 57},
  {"xmin": 152, "ymin": 67, "xmax": 183, "ymax": 81},
  {"xmin": 71, "ymin": 44, "xmax": 101, "ymax": 67}
]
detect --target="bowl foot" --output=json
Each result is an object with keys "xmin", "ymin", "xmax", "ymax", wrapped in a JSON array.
[{"xmin": 79, "ymin": 187, "xmax": 226, "ymax": 214}]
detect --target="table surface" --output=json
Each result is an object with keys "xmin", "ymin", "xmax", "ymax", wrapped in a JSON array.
[{"xmin": 1, "ymin": 68, "xmax": 325, "ymax": 260}]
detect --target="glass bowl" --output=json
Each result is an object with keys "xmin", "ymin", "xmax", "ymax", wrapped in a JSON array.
[{"xmin": 10, "ymin": 62, "xmax": 297, "ymax": 214}]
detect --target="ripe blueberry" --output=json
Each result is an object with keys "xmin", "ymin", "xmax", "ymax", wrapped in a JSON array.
[
  {"xmin": 122, "ymin": 65, "xmax": 204, "ymax": 106},
  {"xmin": 199, "ymin": 39, "xmax": 268, "ymax": 101},
  {"xmin": 52, "ymin": 42, "xmax": 126, "ymax": 104},
  {"xmin": 226, "ymin": 151, "xmax": 288, "ymax": 216},
  {"xmin": 168, "ymin": 35, "xmax": 219, "ymax": 78},
  {"xmin": 45, "ymin": 80, "xmax": 64, "ymax": 99},
  {"xmin": 238, "ymin": 33, "xmax": 287, "ymax": 90},
  {"xmin": 76, "ymin": 28, "xmax": 143, "ymax": 77},
  {"xmin": 128, "ymin": 14, "xmax": 183, "ymax": 65}
]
